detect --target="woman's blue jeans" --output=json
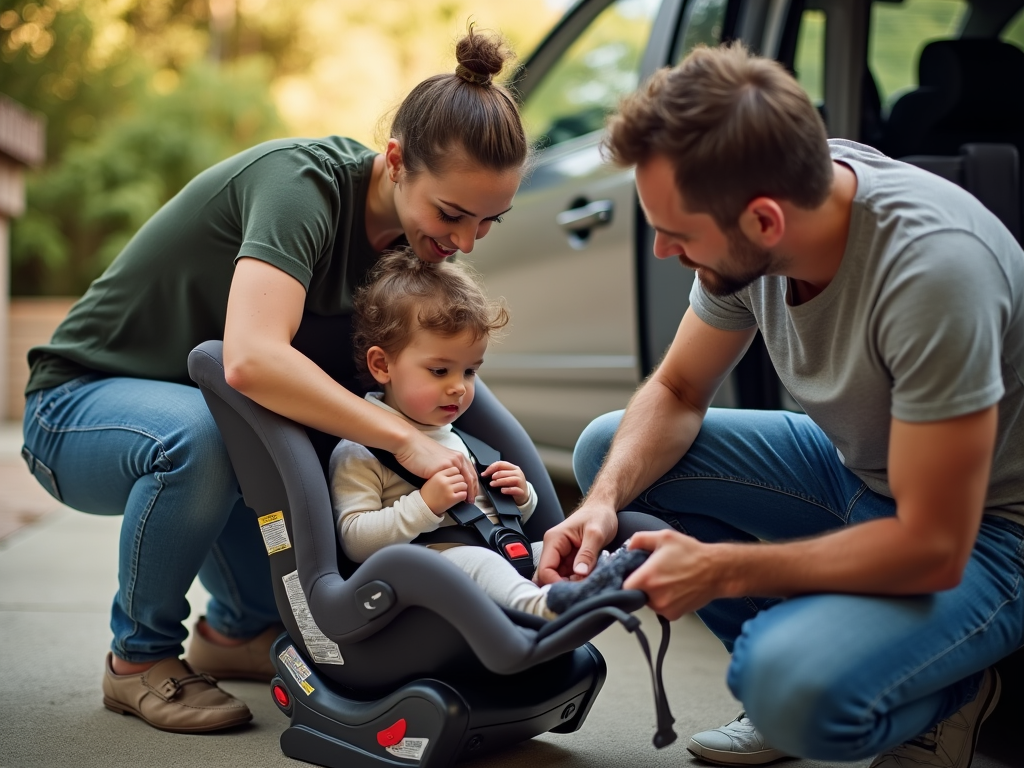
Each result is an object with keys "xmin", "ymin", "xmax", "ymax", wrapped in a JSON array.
[
  {"xmin": 22, "ymin": 376, "xmax": 280, "ymax": 663},
  {"xmin": 574, "ymin": 407, "xmax": 1024, "ymax": 761}
]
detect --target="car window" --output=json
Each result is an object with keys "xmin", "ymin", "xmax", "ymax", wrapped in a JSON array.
[
  {"xmin": 521, "ymin": 0, "xmax": 659, "ymax": 149},
  {"xmin": 793, "ymin": 8, "xmax": 826, "ymax": 107},
  {"xmin": 673, "ymin": 0, "xmax": 729, "ymax": 62},
  {"xmin": 868, "ymin": 0, "xmax": 968, "ymax": 109}
]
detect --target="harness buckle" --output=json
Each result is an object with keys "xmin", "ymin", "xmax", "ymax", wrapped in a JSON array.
[{"xmin": 491, "ymin": 527, "xmax": 535, "ymax": 579}]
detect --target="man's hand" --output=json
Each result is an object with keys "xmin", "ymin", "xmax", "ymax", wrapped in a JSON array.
[
  {"xmin": 624, "ymin": 530, "xmax": 723, "ymax": 621},
  {"xmin": 482, "ymin": 461, "xmax": 528, "ymax": 503},
  {"xmin": 420, "ymin": 466, "xmax": 469, "ymax": 517},
  {"xmin": 394, "ymin": 431, "xmax": 479, "ymax": 501},
  {"xmin": 536, "ymin": 500, "xmax": 619, "ymax": 584}
]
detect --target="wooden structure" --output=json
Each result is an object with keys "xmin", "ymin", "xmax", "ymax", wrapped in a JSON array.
[{"xmin": 0, "ymin": 95, "xmax": 46, "ymax": 421}]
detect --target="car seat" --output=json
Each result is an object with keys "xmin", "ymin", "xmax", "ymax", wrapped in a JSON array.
[
  {"xmin": 883, "ymin": 39, "xmax": 1024, "ymax": 160},
  {"xmin": 187, "ymin": 340, "xmax": 674, "ymax": 768},
  {"xmin": 901, "ymin": 142, "xmax": 1022, "ymax": 244}
]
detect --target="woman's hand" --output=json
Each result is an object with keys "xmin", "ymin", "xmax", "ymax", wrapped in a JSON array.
[
  {"xmin": 482, "ymin": 461, "xmax": 528, "ymax": 503},
  {"xmin": 393, "ymin": 429, "xmax": 479, "ymax": 501}
]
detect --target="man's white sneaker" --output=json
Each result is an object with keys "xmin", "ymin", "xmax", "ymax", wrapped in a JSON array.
[
  {"xmin": 869, "ymin": 667, "xmax": 1001, "ymax": 768},
  {"xmin": 687, "ymin": 712, "xmax": 794, "ymax": 765}
]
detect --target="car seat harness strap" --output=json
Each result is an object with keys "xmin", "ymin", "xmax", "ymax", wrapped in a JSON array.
[{"xmin": 368, "ymin": 429, "xmax": 536, "ymax": 579}]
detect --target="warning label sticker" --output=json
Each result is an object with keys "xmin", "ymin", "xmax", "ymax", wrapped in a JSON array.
[
  {"xmin": 258, "ymin": 511, "xmax": 292, "ymax": 555},
  {"xmin": 281, "ymin": 570, "xmax": 344, "ymax": 665},
  {"xmin": 278, "ymin": 645, "xmax": 315, "ymax": 694},
  {"xmin": 386, "ymin": 738, "xmax": 429, "ymax": 761}
]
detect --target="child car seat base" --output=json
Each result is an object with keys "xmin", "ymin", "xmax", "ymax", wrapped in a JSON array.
[{"xmin": 268, "ymin": 633, "xmax": 606, "ymax": 768}]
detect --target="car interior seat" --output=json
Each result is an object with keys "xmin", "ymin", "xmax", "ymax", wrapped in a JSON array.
[
  {"xmin": 901, "ymin": 143, "xmax": 1022, "ymax": 244},
  {"xmin": 883, "ymin": 39, "xmax": 1024, "ymax": 160},
  {"xmin": 880, "ymin": 39, "xmax": 1024, "ymax": 246},
  {"xmin": 187, "ymin": 339, "xmax": 674, "ymax": 768}
]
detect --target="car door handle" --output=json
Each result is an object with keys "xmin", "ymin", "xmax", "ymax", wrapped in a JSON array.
[{"xmin": 556, "ymin": 199, "xmax": 614, "ymax": 233}]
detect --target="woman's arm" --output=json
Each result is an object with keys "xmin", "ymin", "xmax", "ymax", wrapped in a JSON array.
[{"xmin": 223, "ymin": 257, "xmax": 478, "ymax": 492}]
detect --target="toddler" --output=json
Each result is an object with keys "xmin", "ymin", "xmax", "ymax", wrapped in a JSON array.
[{"xmin": 329, "ymin": 249, "xmax": 645, "ymax": 618}]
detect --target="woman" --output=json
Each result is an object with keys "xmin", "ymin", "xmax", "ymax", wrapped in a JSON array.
[{"xmin": 20, "ymin": 26, "xmax": 528, "ymax": 734}]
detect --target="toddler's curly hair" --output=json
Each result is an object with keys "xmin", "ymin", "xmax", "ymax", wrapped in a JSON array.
[{"xmin": 352, "ymin": 248, "xmax": 510, "ymax": 386}]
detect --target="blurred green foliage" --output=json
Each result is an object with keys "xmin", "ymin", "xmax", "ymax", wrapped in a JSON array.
[
  {"xmin": 869, "ymin": 0, "xmax": 967, "ymax": 106},
  {"xmin": 2, "ymin": 0, "xmax": 287, "ymax": 295},
  {"xmin": 793, "ymin": 9, "xmax": 825, "ymax": 106},
  {"xmin": 521, "ymin": 0, "xmax": 658, "ymax": 149},
  {"xmin": 2, "ymin": 0, "xmax": 559, "ymax": 296},
  {"xmin": 12, "ymin": 60, "xmax": 284, "ymax": 294}
]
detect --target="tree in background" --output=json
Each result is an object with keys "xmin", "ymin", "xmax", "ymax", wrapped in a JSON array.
[
  {"xmin": 2, "ymin": 0, "xmax": 560, "ymax": 295},
  {"xmin": 2, "ymin": 0, "xmax": 288, "ymax": 294},
  {"xmin": 10, "ymin": 59, "xmax": 284, "ymax": 294}
]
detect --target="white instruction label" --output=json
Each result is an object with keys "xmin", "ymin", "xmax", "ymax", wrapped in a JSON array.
[
  {"xmin": 386, "ymin": 738, "xmax": 429, "ymax": 761},
  {"xmin": 281, "ymin": 570, "xmax": 344, "ymax": 665},
  {"xmin": 258, "ymin": 511, "xmax": 292, "ymax": 554},
  {"xmin": 278, "ymin": 645, "xmax": 315, "ymax": 694}
]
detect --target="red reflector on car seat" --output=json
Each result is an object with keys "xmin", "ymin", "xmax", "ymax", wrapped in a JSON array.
[
  {"xmin": 377, "ymin": 718, "xmax": 407, "ymax": 747},
  {"xmin": 273, "ymin": 685, "xmax": 290, "ymax": 708},
  {"xmin": 505, "ymin": 542, "xmax": 529, "ymax": 559}
]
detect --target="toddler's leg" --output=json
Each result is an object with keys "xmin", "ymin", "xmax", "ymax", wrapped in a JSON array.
[{"xmin": 440, "ymin": 546, "xmax": 554, "ymax": 619}]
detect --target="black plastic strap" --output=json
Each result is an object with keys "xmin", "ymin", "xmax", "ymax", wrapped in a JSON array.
[
  {"xmin": 611, "ymin": 609, "xmax": 677, "ymax": 749},
  {"xmin": 452, "ymin": 427, "xmax": 526, "ymax": 529},
  {"xmin": 368, "ymin": 447, "xmax": 425, "ymax": 488},
  {"xmin": 451, "ymin": 429, "xmax": 499, "ymax": 466},
  {"xmin": 446, "ymin": 500, "xmax": 490, "ymax": 527},
  {"xmin": 367, "ymin": 443, "xmax": 535, "ymax": 579}
]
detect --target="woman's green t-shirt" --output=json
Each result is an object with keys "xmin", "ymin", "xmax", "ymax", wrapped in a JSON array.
[{"xmin": 27, "ymin": 136, "xmax": 385, "ymax": 393}]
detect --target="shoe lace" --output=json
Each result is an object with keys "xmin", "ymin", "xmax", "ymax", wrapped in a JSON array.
[{"xmin": 904, "ymin": 725, "xmax": 940, "ymax": 754}]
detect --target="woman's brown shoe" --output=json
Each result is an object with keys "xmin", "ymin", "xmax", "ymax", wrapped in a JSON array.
[
  {"xmin": 184, "ymin": 617, "xmax": 283, "ymax": 682},
  {"xmin": 102, "ymin": 653, "xmax": 253, "ymax": 733}
]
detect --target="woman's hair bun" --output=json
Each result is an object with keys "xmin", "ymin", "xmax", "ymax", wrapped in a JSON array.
[{"xmin": 454, "ymin": 24, "xmax": 513, "ymax": 87}]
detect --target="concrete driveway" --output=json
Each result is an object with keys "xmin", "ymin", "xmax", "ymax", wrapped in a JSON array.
[{"xmin": 0, "ymin": 421, "xmax": 1014, "ymax": 768}]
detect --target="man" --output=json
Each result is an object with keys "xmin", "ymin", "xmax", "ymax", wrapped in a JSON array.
[{"xmin": 538, "ymin": 42, "xmax": 1024, "ymax": 768}]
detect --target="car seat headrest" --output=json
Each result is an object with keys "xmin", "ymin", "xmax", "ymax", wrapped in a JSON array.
[{"xmin": 917, "ymin": 40, "xmax": 1024, "ymax": 129}]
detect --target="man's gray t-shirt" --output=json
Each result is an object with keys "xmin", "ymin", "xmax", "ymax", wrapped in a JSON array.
[{"xmin": 690, "ymin": 140, "xmax": 1024, "ymax": 526}]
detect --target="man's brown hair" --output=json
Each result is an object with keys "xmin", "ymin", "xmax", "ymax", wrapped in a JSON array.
[
  {"xmin": 606, "ymin": 42, "xmax": 833, "ymax": 226},
  {"xmin": 352, "ymin": 248, "xmax": 509, "ymax": 386}
]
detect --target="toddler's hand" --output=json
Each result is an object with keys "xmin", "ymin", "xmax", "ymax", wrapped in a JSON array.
[
  {"xmin": 420, "ymin": 466, "xmax": 469, "ymax": 516},
  {"xmin": 482, "ymin": 461, "xmax": 528, "ymax": 504}
]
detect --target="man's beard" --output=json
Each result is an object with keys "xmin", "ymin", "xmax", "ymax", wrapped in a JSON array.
[{"xmin": 683, "ymin": 227, "xmax": 773, "ymax": 297}]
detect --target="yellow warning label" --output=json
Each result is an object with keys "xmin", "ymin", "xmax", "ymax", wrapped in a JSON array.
[
  {"xmin": 258, "ymin": 511, "xmax": 292, "ymax": 554},
  {"xmin": 300, "ymin": 680, "xmax": 314, "ymax": 695}
]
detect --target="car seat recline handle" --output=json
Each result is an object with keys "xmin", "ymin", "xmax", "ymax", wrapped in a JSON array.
[{"xmin": 556, "ymin": 199, "xmax": 614, "ymax": 232}]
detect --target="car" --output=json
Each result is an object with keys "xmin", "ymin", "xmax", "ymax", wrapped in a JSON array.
[{"xmin": 468, "ymin": 0, "xmax": 1024, "ymax": 481}]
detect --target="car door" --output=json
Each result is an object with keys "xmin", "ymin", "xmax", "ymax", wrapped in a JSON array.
[
  {"xmin": 467, "ymin": 0, "xmax": 677, "ymax": 479},
  {"xmin": 468, "ymin": 0, "xmax": 800, "ymax": 479}
]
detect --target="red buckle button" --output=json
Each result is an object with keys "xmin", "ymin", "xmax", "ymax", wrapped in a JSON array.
[
  {"xmin": 377, "ymin": 718, "xmax": 407, "ymax": 747},
  {"xmin": 504, "ymin": 542, "xmax": 529, "ymax": 559}
]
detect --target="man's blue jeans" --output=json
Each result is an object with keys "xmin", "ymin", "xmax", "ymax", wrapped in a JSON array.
[
  {"xmin": 574, "ymin": 407, "xmax": 1024, "ymax": 761},
  {"xmin": 22, "ymin": 376, "xmax": 280, "ymax": 663}
]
